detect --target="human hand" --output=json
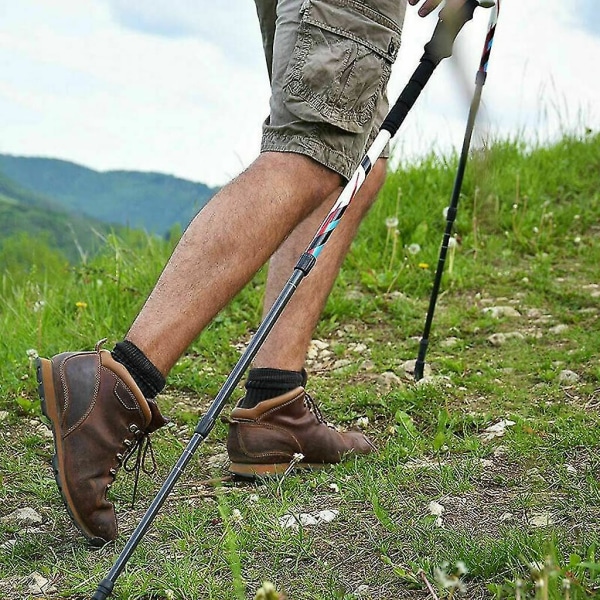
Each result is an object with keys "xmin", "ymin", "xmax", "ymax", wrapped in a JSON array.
[{"xmin": 408, "ymin": 0, "xmax": 469, "ymax": 18}]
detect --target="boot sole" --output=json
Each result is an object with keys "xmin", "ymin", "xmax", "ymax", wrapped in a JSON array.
[
  {"xmin": 228, "ymin": 461, "xmax": 327, "ymax": 479},
  {"xmin": 36, "ymin": 357, "xmax": 108, "ymax": 547}
]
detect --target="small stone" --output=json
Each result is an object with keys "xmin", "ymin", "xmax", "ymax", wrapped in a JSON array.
[
  {"xmin": 479, "ymin": 420, "xmax": 515, "ymax": 442},
  {"xmin": 565, "ymin": 464, "xmax": 577, "ymax": 475},
  {"xmin": 377, "ymin": 371, "xmax": 402, "ymax": 387},
  {"xmin": 559, "ymin": 370, "xmax": 580, "ymax": 384},
  {"xmin": 349, "ymin": 343, "xmax": 368, "ymax": 354},
  {"xmin": 317, "ymin": 509, "xmax": 338, "ymax": 523},
  {"xmin": 27, "ymin": 572, "xmax": 57, "ymax": 595},
  {"xmin": 0, "ymin": 410, "xmax": 9, "ymax": 421},
  {"xmin": 529, "ymin": 512, "xmax": 555, "ymax": 527},
  {"xmin": 0, "ymin": 539, "xmax": 17, "ymax": 550},
  {"xmin": 428, "ymin": 500, "xmax": 444, "ymax": 516},
  {"xmin": 401, "ymin": 359, "xmax": 432, "ymax": 378},
  {"xmin": 310, "ymin": 339, "xmax": 329, "ymax": 350},
  {"xmin": 499, "ymin": 512, "xmax": 514, "ymax": 523},
  {"xmin": 1, "ymin": 507, "xmax": 43, "ymax": 526},
  {"xmin": 440, "ymin": 337, "xmax": 459, "ymax": 348},
  {"xmin": 356, "ymin": 416, "xmax": 369, "ymax": 429},
  {"xmin": 361, "ymin": 359, "xmax": 376, "ymax": 371},
  {"xmin": 345, "ymin": 290, "xmax": 365, "ymax": 301},
  {"xmin": 278, "ymin": 509, "xmax": 339, "ymax": 530},
  {"xmin": 355, "ymin": 584, "xmax": 370, "ymax": 596},
  {"xmin": 483, "ymin": 306, "xmax": 521, "ymax": 319},
  {"xmin": 549, "ymin": 324, "xmax": 569, "ymax": 335},
  {"xmin": 416, "ymin": 375, "xmax": 451, "ymax": 388},
  {"xmin": 206, "ymin": 452, "xmax": 229, "ymax": 469},
  {"xmin": 36, "ymin": 424, "xmax": 53, "ymax": 440},
  {"xmin": 487, "ymin": 331, "xmax": 525, "ymax": 347},
  {"xmin": 332, "ymin": 359, "xmax": 352, "ymax": 370},
  {"xmin": 583, "ymin": 284, "xmax": 600, "ymax": 298}
]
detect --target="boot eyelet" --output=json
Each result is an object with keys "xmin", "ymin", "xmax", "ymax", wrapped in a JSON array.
[
  {"xmin": 124, "ymin": 439, "xmax": 132, "ymax": 447},
  {"xmin": 116, "ymin": 453, "xmax": 123, "ymax": 462},
  {"xmin": 109, "ymin": 468, "xmax": 117, "ymax": 476},
  {"xmin": 129, "ymin": 424, "xmax": 140, "ymax": 433}
]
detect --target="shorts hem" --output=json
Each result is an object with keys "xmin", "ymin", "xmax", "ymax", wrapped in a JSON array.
[
  {"xmin": 261, "ymin": 132, "xmax": 355, "ymax": 181},
  {"xmin": 261, "ymin": 131, "xmax": 390, "ymax": 181}
]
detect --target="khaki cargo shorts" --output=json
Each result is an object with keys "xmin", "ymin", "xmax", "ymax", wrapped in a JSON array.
[{"xmin": 254, "ymin": 0, "xmax": 407, "ymax": 181}]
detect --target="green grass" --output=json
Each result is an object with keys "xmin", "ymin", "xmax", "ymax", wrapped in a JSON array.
[{"xmin": 1, "ymin": 132, "xmax": 600, "ymax": 599}]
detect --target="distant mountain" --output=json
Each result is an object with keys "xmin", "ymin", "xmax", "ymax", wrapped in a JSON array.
[
  {"xmin": 0, "ymin": 171, "xmax": 127, "ymax": 262},
  {"xmin": 0, "ymin": 154, "xmax": 218, "ymax": 234}
]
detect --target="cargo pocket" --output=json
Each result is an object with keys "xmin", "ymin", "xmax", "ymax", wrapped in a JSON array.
[{"xmin": 283, "ymin": 0, "xmax": 402, "ymax": 133}]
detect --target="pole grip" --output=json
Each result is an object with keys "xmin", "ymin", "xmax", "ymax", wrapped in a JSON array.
[{"xmin": 381, "ymin": 0, "xmax": 479, "ymax": 137}]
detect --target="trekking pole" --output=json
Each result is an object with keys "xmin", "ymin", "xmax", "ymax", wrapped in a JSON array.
[
  {"xmin": 91, "ymin": 3, "xmax": 488, "ymax": 598},
  {"xmin": 414, "ymin": 0, "xmax": 501, "ymax": 381}
]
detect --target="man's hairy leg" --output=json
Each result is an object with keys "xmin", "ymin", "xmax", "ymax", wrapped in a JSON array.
[
  {"xmin": 252, "ymin": 158, "xmax": 387, "ymax": 371},
  {"xmin": 126, "ymin": 152, "xmax": 342, "ymax": 375}
]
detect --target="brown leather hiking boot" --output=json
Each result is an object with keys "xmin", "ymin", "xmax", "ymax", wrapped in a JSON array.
[
  {"xmin": 36, "ymin": 341, "xmax": 168, "ymax": 546},
  {"xmin": 224, "ymin": 387, "xmax": 376, "ymax": 477}
]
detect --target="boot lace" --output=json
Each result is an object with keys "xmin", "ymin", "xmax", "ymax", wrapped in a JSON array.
[
  {"xmin": 109, "ymin": 424, "xmax": 157, "ymax": 507},
  {"xmin": 303, "ymin": 393, "xmax": 335, "ymax": 429}
]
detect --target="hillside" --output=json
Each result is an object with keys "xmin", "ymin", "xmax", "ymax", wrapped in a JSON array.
[
  {"xmin": 1, "ymin": 133, "xmax": 600, "ymax": 598},
  {"xmin": 0, "ymin": 154, "xmax": 218, "ymax": 234},
  {"xmin": 0, "ymin": 172, "xmax": 126, "ymax": 263}
]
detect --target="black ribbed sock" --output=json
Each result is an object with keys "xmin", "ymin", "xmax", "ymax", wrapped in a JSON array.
[
  {"xmin": 111, "ymin": 340, "xmax": 166, "ymax": 399},
  {"xmin": 240, "ymin": 367, "xmax": 307, "ymax": 409}
]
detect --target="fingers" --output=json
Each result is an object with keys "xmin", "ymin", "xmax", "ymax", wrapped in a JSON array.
[
  {"xmin": 408, "ymin": 0, "xmax": 468, "ymax": 18},
  {"xmin": 407, "ymin": 0, "xmax": 444, "ymax": 18}
]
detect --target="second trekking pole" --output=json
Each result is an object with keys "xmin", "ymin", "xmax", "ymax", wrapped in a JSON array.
[{"xmin": 414, "ymin": 0, "xmax": 501, "ymax": 381}]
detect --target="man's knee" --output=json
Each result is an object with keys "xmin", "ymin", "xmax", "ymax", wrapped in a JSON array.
[{"xmin": 255, "ymin": 151, "xmax": 343, "ymax": 199}]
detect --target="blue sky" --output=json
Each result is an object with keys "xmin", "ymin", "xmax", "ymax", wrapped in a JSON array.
[{"xmin": 0, "ymin": 1, "xmax": 598, "ymax": 186}]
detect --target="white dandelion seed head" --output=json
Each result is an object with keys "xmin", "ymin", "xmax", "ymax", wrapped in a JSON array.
[
  {"xmin": 33, "ymin": 300, "xmax": 46, "ymax": 313},
  {"xmin": 26, "ymin": 349, "xmax": 39, "ymax": 359},
  {"xmin": 231, "ymin": 509, "xmax": 243, "ymax": 523},
  {"xmin": 408, "ymin": 243, "xmax": 421, "ymax": 255},
  {"xmin": 385, "ymin": 216, "xmax": 399, "ymax": 229}
]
